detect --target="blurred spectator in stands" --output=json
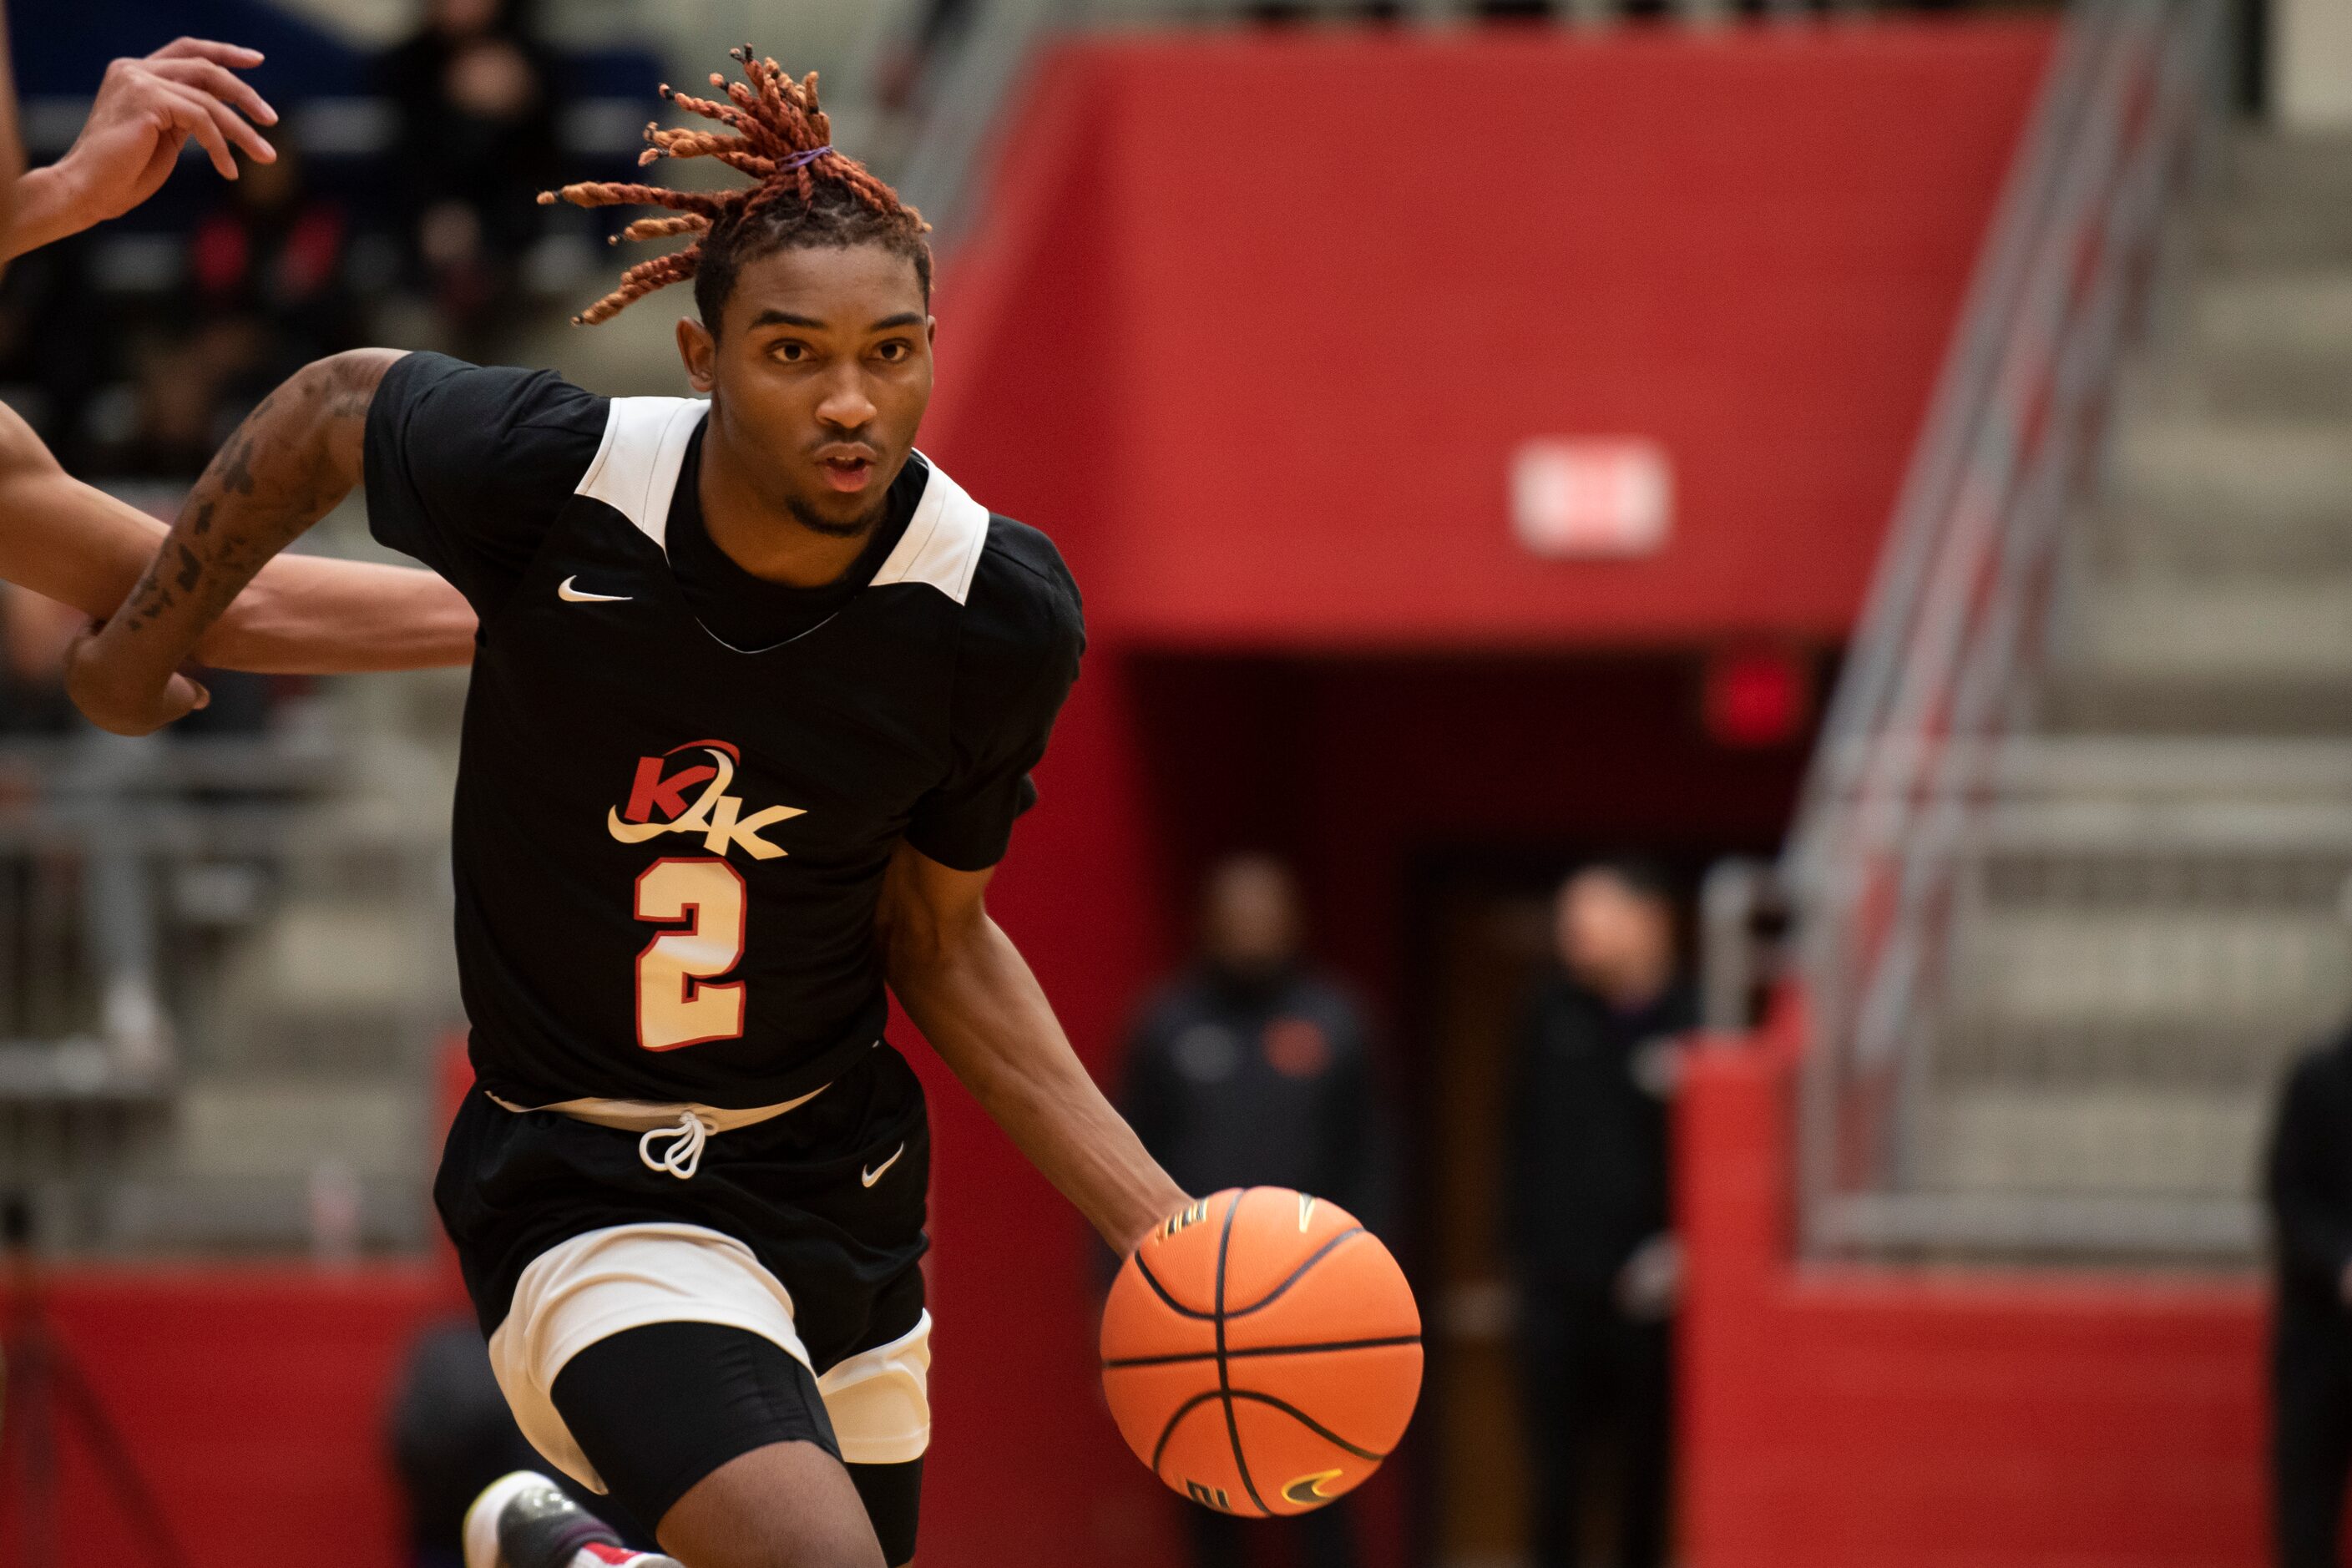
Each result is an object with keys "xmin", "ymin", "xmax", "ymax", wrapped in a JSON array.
[
  {"xmin": 877, "ymin": 0, "xmax": 977, "ymax": 111},
  {"xmin": 376, "ymin": 0, "xmax": 562, "ymax": 354},
  {"xmin": 1502, "ymin": 857, "xmax": 1693, "ymax": 1568},
  {"xmin": 187, "ymin": 136, "xmax": 362, "ymax": 404},
  {"xmin": 83, "ymin": 326, "xmax": 235, "ymax": 484},
  {"xmin": 1120, "ymin": 852, "xmax": 1388, "ymax": 1568},
  {"xmin": 0, "ymin": 234, "xmax": 106, "ymax": 463},
  {"xmin": 2263, "ymin": 992, "xmax": 2352, "ymax": 1568}
]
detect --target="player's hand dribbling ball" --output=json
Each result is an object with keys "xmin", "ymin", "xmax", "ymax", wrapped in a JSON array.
[{"xmin": 1100, "ymin": 1187, "xmax": 1422, "ymax": 1515}]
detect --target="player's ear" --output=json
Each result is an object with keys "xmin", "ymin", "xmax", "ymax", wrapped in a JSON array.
[{"xmin": 676, "ymin": 316, "xmax": 717, "ymax": 393}]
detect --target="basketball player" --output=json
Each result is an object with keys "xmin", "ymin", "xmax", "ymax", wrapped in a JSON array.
[
  {"xmin": 0, "ymin": 25, "xmax": 477, "ymax": 671},
  {"xmin": 67, "ymin": 52, "xmax": 1187, "ymax": 1568}
]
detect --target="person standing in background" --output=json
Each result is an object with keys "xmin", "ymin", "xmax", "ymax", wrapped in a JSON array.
[
  {"xmin": 1503, "ymin": 857, "xmax": 1694, "ymax": 1568},
  {"xmin": 1120, "ymin": 854, "xmax": 1388, "ymax": 1568},
  {"xmin": 2263, "ymin": 1004, "xmax": 2352, "ymax": 1568},
  {"xmin": 376, "ymin": 0, "xmax": 562, "ymax": 352}
]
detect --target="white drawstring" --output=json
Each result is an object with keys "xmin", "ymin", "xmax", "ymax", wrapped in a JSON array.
[{"xmin": 640, "ymin": 1110, "xmax": 716, "ymax": 1180}]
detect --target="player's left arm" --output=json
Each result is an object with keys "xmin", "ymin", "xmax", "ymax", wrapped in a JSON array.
[{"xmin": 878, "ymin": 839, "xmax": 1191, "ymax": 1255}]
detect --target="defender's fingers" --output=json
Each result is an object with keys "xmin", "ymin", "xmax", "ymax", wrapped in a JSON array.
[
  {"xmin": 150, "ymin": 38, "xmax": 266, "ymax": 69},
  {"xmin": 159, "ymin": 83, "xmax": 269, "ymax": 175},
  {"xmin": 148, "ymin": 56, "xmax": 279, "ymax": 127},
  {"xmin": 178, "ymin": 80, "xmax": 277, "ymax": 164},
  {"xmin": 154, "ymin": 86, "xmax": 239, "ymax": 178}
]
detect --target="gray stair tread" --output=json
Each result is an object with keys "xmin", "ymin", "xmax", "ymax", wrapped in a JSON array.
[
  {"xmin": 1923, "ymin": 1085, "xmax": 2267, "ymax": 1198},
  {"xmin": 2109, "ymin": 418, "xmax": 2352, "ymax": 528},
  {"xmin": 175, "ymin": 1078, "xmax": 427, "ymax": 1180},
  {"xmin": 2067, "ymin": 579, "xmax": 2352, "ymax": 680},
  {"xmin": 1950, "ymin": 908, "xmax": 2352, "ymax": 1034}
]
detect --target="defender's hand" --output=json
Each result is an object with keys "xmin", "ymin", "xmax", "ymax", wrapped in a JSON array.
[
  {"xmin": 38, "ymin": 39, "xmax": 276, "ymax": 232},
  {"xmin": 63, "ymin": 622, "xmax": 208, "ymax": 736}
]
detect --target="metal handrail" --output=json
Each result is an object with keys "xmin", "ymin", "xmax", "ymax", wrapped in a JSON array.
[{"xmin": 1777, "ymin": 0, "xmax": 2228, "ymax": 1253}]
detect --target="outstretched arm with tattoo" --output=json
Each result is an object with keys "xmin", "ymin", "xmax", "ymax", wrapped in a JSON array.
[
  {"xmin": 67, "ymin": 348, "xmax": 408, "ymax": 733},
  {"xmin": 0, "ymin": 397, "xmax": 474, "ymax": 675}
]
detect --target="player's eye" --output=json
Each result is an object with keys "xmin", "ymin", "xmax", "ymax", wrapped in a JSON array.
[
  {"xmin": 873, "ymin": 340, "xmax": 911, "ymax": 363},
  {"xmin": 772, "ymin": 340, "xmax": 808, "ymax": 362}
]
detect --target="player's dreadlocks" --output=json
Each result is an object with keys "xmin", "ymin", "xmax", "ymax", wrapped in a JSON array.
[{"xmin": 538, "ymin": 47, "xmax": 931, "ymax": 328}]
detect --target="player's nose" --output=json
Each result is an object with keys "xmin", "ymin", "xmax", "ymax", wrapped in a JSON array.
[{"xmin": 813, "ymin": 372, "xmax": 878, "ymax": 431}]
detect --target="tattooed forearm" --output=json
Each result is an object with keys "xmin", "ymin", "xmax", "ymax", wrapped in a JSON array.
[
  {"xmin": 112, "ymin": 350, "xmax": 401, "ymax": 645},
  {"xmin": 67, "ymin": 349, "xmax": 407, "ymax": 732}
]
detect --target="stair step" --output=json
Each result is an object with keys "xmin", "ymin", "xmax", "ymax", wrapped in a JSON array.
[
  {"xmin": 2108, "ymin": 418, "xmax": 2352, "ymax": 531},
  {"xmin": 2065, "ymin": 578, "xmax": 2352, "ymax": 681},
  {"xmin": 2126, "ymin": 271, "xmax": 2352, "ymax": 418},
  {"xmin": 258, "ymin": 902, "xmax": 443, "ymax": 1008},
  {"xmin": 2223, "ymin": 131, "xmax": 2352, "ymax": 210},
  {"xmin": 1947, "ymin": 907, "xmax": 2352, "ymax": 1045},
  {"xmin": 2084, "ymin": 496, "xmax": 2352, "ymax": 575},
  {"xmin": 2040, "ymin": 678, "xmax": 2352, "ymax": 735},
  {"xmin": 101, "ymin": 1171, "xmax": 430, "ymax": 1253},
  {"xmin": 1937, "ymin": 1019, "xmax": 2320, "ymax": 1090},
  {"xmin": 2198, "ymin": 205, "xmax": 2352, "ymax": 271},
  {"xmin": 1922, "ymin": 1085, "xmax": 2267, "ymax": 1199},
  {"xmin": 2192, "ymin": 271, "xmax": 2352, "ymax": 358},
  {"xmin": 175, "ymin": 1078, "xmax": 426, "ymax": 1180}
]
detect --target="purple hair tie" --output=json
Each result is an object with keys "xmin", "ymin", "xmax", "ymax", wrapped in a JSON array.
[{"xmin": 779, "ymin": 144, "xmax": 832, "ymax": 171}]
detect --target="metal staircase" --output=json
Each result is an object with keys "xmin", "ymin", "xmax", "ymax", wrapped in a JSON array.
[
  {"xmin": 1904, "ymin": 127, "xmax": 2352, "ymax": 1259},
  {"xmin": 1766, "ymin": 0, "xmax": 2352, "ymax": 1264}
]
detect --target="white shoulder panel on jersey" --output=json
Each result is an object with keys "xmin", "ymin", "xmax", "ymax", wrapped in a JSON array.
[
  {"xmin": 574, "ymin": 396, "xmax": 711, "ymax": 550},
  {"xmin": 871, "ymin": 452, "xmax": 989, "ymax": 606}
]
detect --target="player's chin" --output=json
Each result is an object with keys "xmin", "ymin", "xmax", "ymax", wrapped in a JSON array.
[{"xmin": 787, "ymin": 485, "xmax": 881, "ymax": 539}]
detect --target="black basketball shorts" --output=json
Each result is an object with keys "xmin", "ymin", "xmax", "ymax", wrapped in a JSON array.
[{"xmin": 433, "ymin": 1042, "xmax": 933, "ymax": 1560}]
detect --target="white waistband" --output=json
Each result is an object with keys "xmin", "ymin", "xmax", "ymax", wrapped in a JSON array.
[{"xmin": 485, "ymin": 1085, "xmax": 829, "ymax": 1135}]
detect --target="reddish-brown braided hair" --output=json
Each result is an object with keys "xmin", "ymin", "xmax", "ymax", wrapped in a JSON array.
[{"xmin": 539, "ymin": 47, "xmax": 931, "ymax": 327}]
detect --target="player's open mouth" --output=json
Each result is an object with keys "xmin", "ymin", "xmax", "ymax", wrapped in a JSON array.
[{"xmin": 820, "ymin": 456, "xmax": 875, "ymax": 493}]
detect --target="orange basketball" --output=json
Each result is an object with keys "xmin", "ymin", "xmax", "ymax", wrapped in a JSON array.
[{"xmin": 1100, "ymin": 1186, "xmax": 1423, "ymax": 1516}]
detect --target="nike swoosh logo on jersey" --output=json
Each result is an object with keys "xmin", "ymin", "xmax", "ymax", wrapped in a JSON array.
[
  {"xmin": 558, "ymin": 575, "xmax": 632, "ymax": 603},
  {"xmin": 862, "ymin": 1144, "xmax": 905, "ymax": 1188}
]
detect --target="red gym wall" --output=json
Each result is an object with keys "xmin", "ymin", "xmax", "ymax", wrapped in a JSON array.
[
  {"xmin": 1677, "ymin": 1006, "xmax": 2267, "ymax": 1568},
  {"xmin": 915, "ymin": 17, "xmax": 2055, "ymax": 1565},
  {"xmin": 3, "ymin": 19, "xmax": 2098, "ymax": 1568}
]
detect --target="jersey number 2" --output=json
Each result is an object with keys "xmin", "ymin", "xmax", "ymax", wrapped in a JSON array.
[{"xmin": 634, "ymin": 857, "xmax": 747, "ymax": 1051}]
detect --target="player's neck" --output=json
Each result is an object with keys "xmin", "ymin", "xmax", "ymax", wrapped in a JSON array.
[{"xmin": 698, "ymin": 427, "xmax": 876, "ymax": 589}]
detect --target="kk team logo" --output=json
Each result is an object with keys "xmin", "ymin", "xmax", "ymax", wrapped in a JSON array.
[{"xmin": 606, "ymin": 739, "xmax": 805, "ymax": 861}]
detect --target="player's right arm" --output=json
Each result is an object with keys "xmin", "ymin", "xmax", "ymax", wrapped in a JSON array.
[{"xmin": 63, "ymin": 347, "xmax": 407, "ymax": 731}]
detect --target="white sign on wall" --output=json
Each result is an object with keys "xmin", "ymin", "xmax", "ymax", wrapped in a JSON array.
[{"xmin": 1510, "ymin": 438, "xmax": 1673, "ymax": 559}]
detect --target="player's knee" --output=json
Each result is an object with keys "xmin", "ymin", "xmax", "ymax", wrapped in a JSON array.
[
  {"xmin": 719, "ymin": 1535, "xmax": 883, "ymax": 1568},
  {"xmin": 662, "ymin": 1514, "xmax": 884, "ymax": 1568},
  {"xmin": 656, "ymin": 1441, "xmax": 886, "ymax": 1568}
]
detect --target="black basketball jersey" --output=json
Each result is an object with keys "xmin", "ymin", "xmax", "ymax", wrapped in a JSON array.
[{"xmin": 363, "ymin": 352, "xmax": 1084, "ymax": 1110}]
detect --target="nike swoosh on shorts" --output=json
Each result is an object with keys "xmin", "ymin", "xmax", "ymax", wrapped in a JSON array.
[{"xmin": 862, "ymin": 1145, "xmax": 905, "ymax": 1188}]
